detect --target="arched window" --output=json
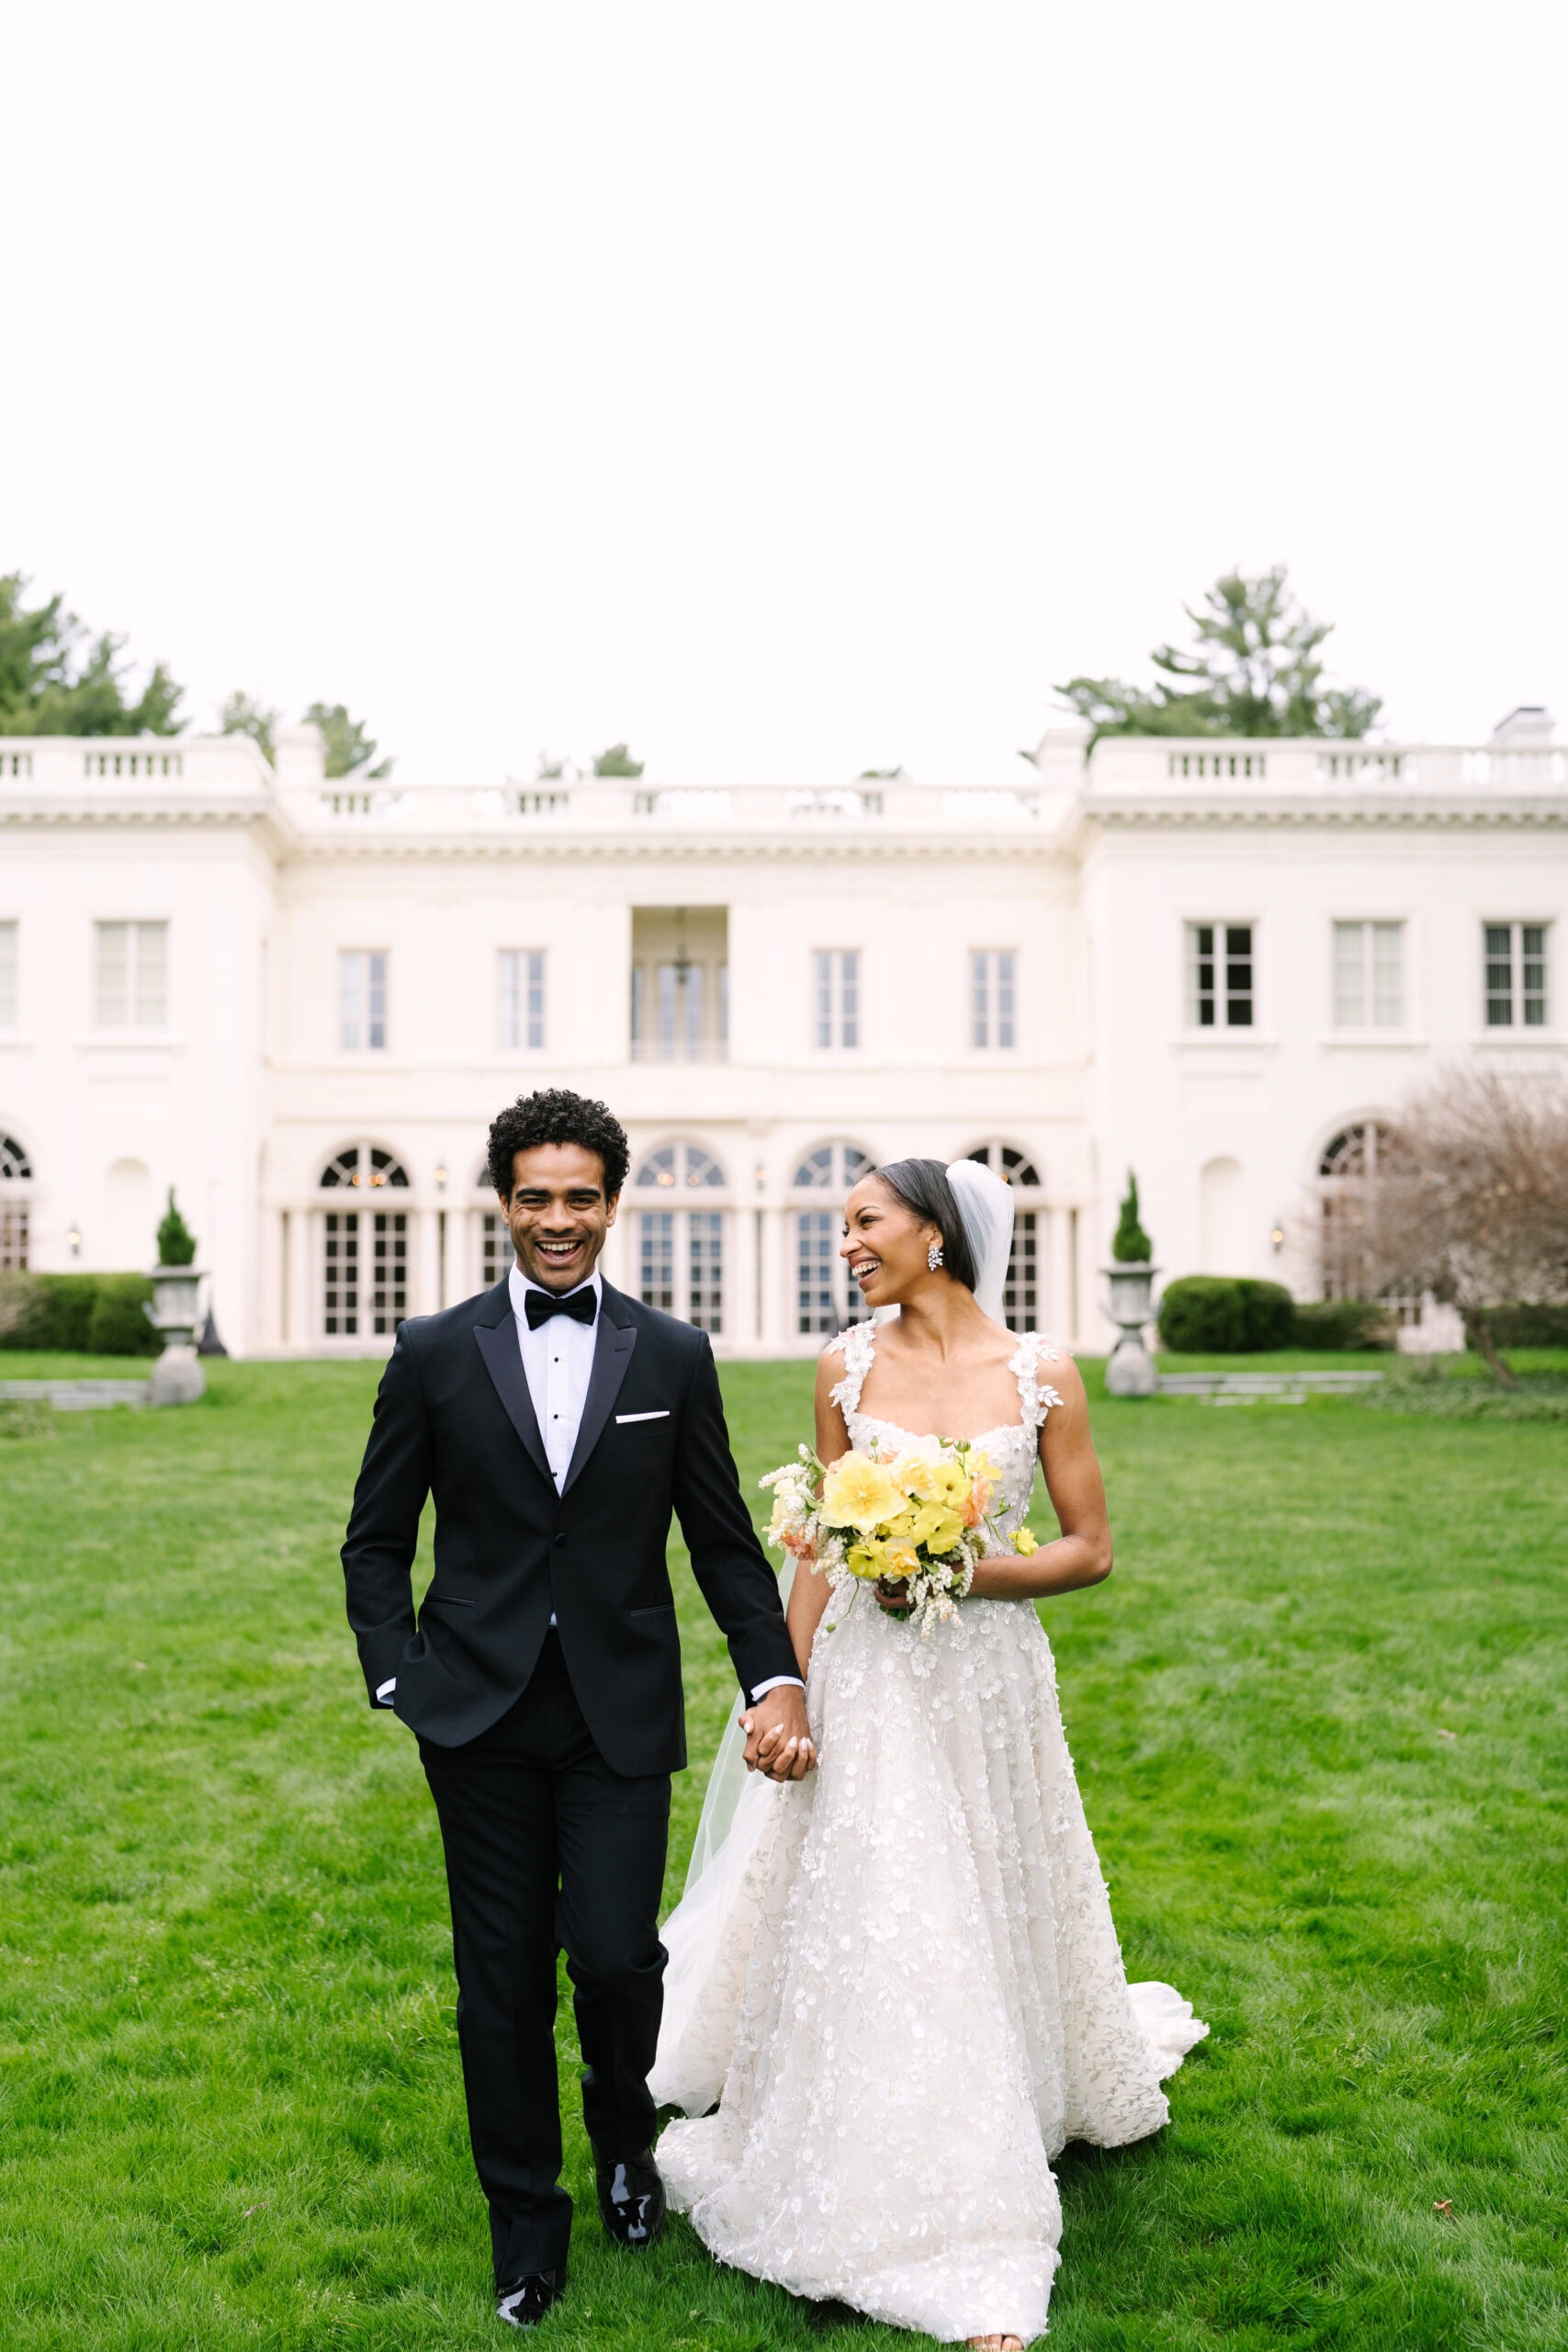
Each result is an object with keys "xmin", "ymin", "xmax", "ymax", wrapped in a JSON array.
[
  {"xmin": 0, "ymin": 1130, "xmax": 31, "ymax": 1271},
  {"xmin": 635, "ymin": 1141, "xmax": 726, "ymax": 1191},
  {"xmin": 634, "ymin": 1142, "xmax": 727, "ymax": 1331},
  {"xmin": 964, "ymin": 1142, "xmax": 1043, "ymax": 1330},
  {"xmin": 1317, "ymin": 1121, "xmax": 1394, "ymax": 1301},
  {"xmin": 792, "ymin": 1141, "xmax": 875, "ymax": 1333},
  {"xmin": 318, "ymin": 1143, "xmax": 410, "ymax": 1337}
]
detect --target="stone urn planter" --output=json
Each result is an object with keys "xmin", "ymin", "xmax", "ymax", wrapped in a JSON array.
[
  {"xmin": 1102, "ymin": 1261, "xmax": 1159, "ymax": 1397},
  {"xmin": 144, "ymin": 1267, "xmax": 207, "ymax": 1405}
]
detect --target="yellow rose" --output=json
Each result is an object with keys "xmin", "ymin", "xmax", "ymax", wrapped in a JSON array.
[
  {"xmin": 880, "ymin": 1539, "xmax": 920, "ymax": 1580},
  {"xmin": 821, "ymin": 1452, "xmax": 908, "ymax": 1535},
  {"xmin": 1012, "ymin": 1528, "xmax": 1040, "ymax": 1555}
]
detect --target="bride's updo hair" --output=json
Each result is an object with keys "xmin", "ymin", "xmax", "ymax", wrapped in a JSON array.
[{"xmin": 874, "ymin": 1158, "xmax": 979, "ymax": 1293}]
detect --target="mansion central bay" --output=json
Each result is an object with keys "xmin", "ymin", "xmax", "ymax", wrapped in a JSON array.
[{"xmin": 2, "ymin": 713, "xmax": 1562, "ymax": 1356}]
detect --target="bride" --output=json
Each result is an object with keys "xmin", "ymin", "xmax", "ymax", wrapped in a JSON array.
[{"xmin": 651, "ymin": 1157, "xmax": 1205, "ymax": 2349}]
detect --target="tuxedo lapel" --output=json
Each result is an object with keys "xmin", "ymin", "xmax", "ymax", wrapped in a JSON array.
[
  {"xmin": 472, "ymin": 1278, "xmax": 553, "ymax": 1487},
  {"xmin": 562, "ymin": 1282, "xmax": 637, "ymax": 1495}
]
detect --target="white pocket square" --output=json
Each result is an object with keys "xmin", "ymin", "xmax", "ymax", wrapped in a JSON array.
[{"xmin": 615, "ymin": 1409, "xmax": 670, "ymax": 1423}]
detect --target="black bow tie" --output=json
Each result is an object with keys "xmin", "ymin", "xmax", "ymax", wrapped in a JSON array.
[{"xmin": 525, "ymin": 1283, "xmax": 597, "ymax": 1329}]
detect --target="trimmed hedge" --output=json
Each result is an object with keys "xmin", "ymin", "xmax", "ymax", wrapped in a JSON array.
[
  {"xmin": 0, "ymin": 1271, "xmax": 159, "ymax": 1355},
  {"xmin": 1289, "ymin": 1298, "xmax": 1399, "ymax": 1351},
  {"xmin": 1157, "ymin": 1275, "xmax": 1296, "ymax": 1353},
  {"xmin": 1486, "ymin": 1303, "xmax": 1568, "ymax": 1349}
]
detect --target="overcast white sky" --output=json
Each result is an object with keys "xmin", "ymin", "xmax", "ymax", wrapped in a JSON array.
[{"xmin": 5, "ymin": 2, "xmax": 1566, "ymax": 783}]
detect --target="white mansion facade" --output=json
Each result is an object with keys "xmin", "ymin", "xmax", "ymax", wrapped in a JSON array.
[{"xmin": 1, "ymin": 712, "xmax": 1562, "ymax": 1357}]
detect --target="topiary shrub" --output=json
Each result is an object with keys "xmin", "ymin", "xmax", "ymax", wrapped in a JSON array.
[
  {"xmin": 1157, "ymin": 1274, "xmax": 1296, "ymax": 1353},
  {"xmin": 1290, "ymin": 1298, "xmax": 1399, "ymax": 1351},
  {"xmin": 86, "ymin": 1273, "xmax": 160, "ymax": 1357},
  {"xmin": 1111, "ymin": 1171, "xmax": 1153, "ymax": 1263},
  {"xmin": 156, "ymin": 1189, "xmax": 197, "ymax": 1268}
]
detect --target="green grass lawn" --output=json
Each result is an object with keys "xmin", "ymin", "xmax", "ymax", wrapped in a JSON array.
[{"xmin": 1, "ymin": 1354, "xmax": 1563, "ymax": 2350}]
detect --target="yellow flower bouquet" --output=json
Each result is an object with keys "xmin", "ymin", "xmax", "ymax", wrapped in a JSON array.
[{"xmin": 761, "ymin": 1434, "xmax": 1022, "ymax": 1640}]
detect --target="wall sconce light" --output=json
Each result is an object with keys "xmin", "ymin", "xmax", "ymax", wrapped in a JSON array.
[
  {"xmin": 66, "ymin": 1223, "xmax": 83, "ymax": 1257},
  {"xmin": 1270, "ymin": 1223, "xmax": 1285, "ymax": 1254},
  {"xmin": 434, "ymin": 1163, "xmax": 448, "ymax": 1193}
]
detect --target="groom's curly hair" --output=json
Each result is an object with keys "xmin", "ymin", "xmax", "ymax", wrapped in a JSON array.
[{"xmin": 487, "ymin": 1088, "xmax": 630, "ymax": 1200}]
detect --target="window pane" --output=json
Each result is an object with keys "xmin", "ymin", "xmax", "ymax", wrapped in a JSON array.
[
  {"xmin": 323, "ymin": 1208, "xmax": 360, "ymax": 1335},
  {"xmin": 629, "ymin": 964, "xmax": 645, "ymax": 1046},
  {"xmin": 0, "ymin": 922, "xmax": 16, "ymax": 1027},
  {"xmin": 498, "ymin": 950, "xmax": 520, "ymax": 1049},
  {"xmin": 1224, "ymin": 925, "xmax": 1253, "ymax": 1026},
  {"xmin": 1522, "ymin": 925, "xmax": 1548, "ymax": 1026},
  {"xmin": 689, "ymin": 1211, "xmax": 723, "ymax": 1332},
  {"xmin": 340, "ymin": 951, "xmax": 362, "ymax": 1049},
  {"xmin": 1484, "ymin": 923, "xmax": 1514, "ymax": 1025},
  {"xmin": 481, "ymin": 1210, "xmax": 509, "ymax": 1287},
  {"xmin": 1332, "ymin": 921, "xmax": 1365, "ymax": 1026},
  {"xmin": 796, "ymin": 1209, "xmax": 838, "ymax": 1333},
  {"xmin": 526, "ymin": 950, "xmax": 545, "ymax": 1050},
  {"xmin": 370, "ymin": 1208, "xmax": 406, "ymax": 1333},
  {"xmin": 639, "ymin": 1211, "xmax": 674, "ymax": 1311},
  {"xmin": 970, "ymin": 950, "xmax": 989, "ymax": 1048},
  {"xmin": 841, "ymin": 950, "xmax": 859, "ymax": 1049},
  {"xmin": 133, "ymin": 922, "xmax": 167, "ymax": 1025},
  {"xmin": 367, "ymin": 952, "xmax": 387, "ymax": 1051},
  {"xmin": 1188, "ymin": 923, "xmax": 1215, "ymax": 1027},
  {"xmin": 1371, "ymin": 922, "xmax": 1403, "ymax": 1026},
  {"xmin": 996, "ymin": 951, "xmax": 1016, "ymax": 1049},
  {"xmin": 815, "ymin": 950, "xmax": 832, "ymax": 1048},
  {"xmin": 1003, "ymin": 1209, "xmax": 1037, "ymax": 1332},
  {"xmin": 96, "ymin": 922, "xmax": 130, "ymax": 1025}
]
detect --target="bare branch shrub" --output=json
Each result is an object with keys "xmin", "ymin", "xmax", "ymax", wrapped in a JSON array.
[{"xmin": 1358, "ymin": 1066, "xmax": 1568, "ymax": 1384}]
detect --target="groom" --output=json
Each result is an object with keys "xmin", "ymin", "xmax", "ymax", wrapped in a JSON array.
[{"xmin": 342, "ymin": 1088, "xmax": 810, "ymax": 2328}]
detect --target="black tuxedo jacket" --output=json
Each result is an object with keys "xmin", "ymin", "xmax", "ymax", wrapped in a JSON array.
[{"xmin": 341, "ymin": 1274, "xmax": 797, "ymax": 1776}]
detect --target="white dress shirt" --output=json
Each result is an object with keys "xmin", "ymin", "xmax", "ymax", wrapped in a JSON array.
[{"xmin": 378, "ymin": 1262, "xmax": 801, "ymax": 1709}]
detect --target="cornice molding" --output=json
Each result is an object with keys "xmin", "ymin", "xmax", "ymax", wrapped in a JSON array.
[{"xmin": 1082, "ymin": 794, "xmax": 1568, "ymax": 833}]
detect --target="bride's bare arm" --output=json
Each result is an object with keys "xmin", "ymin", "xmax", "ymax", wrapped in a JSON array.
[
  {"xmin": 966, "ymin": 1356, "xmax": 1113, "ymax": 1600},
  {"xmin": 778, "ymin": 1349, "xmax": 852, "ymax": 1668}
]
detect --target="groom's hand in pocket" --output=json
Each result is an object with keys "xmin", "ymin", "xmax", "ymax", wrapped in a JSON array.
[{"xmin": 741, "ymin": 1686, "xmax": 816, "ymax": 1781}]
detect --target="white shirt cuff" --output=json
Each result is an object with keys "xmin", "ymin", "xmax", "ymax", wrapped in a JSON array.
[
  {"xmin": 375, "ymin": 1678, "xmax": 397, "ymax": 1704},
  {"xmin": 750, "ymin": 1674, "xmax": 805, "ymax": 1702}
]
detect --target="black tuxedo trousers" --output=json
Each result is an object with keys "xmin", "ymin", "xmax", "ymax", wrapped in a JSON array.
[
  {"xmin": 420, "ymin": 1631, "xmax": 669, "ymax": 2280},
  {"xmin": 342, "ymin": 1277, "xmax": 797, "ymax": 2280}
]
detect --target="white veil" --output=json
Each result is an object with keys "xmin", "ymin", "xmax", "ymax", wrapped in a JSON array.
[
  {"xmin": 649, "ymin": 1152, "xmax": 1018, "ymax": 2114},
  {"xmin": 943, "ymin": 1157, "xmax": 1014, "ymax": 1322}
]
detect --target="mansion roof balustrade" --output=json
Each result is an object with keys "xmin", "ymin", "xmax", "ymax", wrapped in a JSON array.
[{"xmin": 1, "ymin": 716, "xmax": 1562, "ymax": 842}]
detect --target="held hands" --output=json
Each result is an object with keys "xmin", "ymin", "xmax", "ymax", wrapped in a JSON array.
[{"xmin": 740, "ymin": 1685, "xmax": 816, "ymax": 1781}]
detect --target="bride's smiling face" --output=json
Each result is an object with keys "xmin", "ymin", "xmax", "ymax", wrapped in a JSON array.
[{"xmin": 840, "ymin": 1175, "xmax": 942, "ymax": 1308}]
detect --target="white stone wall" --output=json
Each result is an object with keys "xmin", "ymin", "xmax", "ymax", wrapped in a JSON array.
[{"xmin": 2, "ymin": 721, "xmax": 1562, "ymax": 1357}]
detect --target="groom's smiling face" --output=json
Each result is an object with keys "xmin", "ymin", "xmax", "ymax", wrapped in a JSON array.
[{"xmin": 502, "ymin": 1142, "xmax": 620, "ymax": 1293}]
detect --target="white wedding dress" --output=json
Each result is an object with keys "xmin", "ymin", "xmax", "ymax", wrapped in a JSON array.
[{"xmin": 652, "ymin": 1318, "xmax": 1206, "ymax": 2345}]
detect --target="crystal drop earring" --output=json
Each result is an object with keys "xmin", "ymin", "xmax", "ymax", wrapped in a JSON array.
[{"xmin": 928, "ymin": 1239, "xmax": 944, "ymax": 1272}]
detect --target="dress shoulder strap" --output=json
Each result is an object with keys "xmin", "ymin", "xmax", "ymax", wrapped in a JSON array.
[
  {"xmin": 1010, "ymin": 1331, "xmax": 1066, "ymax": 1430},
  {"xmin": 827, "ymin": 1316, "xmax": 878, "ymax": 1421}
]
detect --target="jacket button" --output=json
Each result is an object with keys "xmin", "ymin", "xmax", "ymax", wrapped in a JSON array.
[{"xmin": 554, "ymin": 1532, "xmax": 567, "ymax": 1547}]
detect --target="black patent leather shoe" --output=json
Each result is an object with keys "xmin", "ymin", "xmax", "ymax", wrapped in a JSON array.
[
  {"xmin": 594, "ymin": 2146, "xmax": 666, "ymax": 2246},
  {"xmin": 496, "ymin": 2267, "xmax": 565, "ymax": 2327}
]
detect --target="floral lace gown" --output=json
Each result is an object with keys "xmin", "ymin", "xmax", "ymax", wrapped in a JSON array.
[{"xmin": 651, "ymin": 1323, "xmax": 1205, "ymax": 2346}]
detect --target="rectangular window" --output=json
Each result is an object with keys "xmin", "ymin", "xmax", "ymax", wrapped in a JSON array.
[
  {"xmin": 499, "ymin": 949, "xmax": 545, "ymax": 1050},
  {"xmin": 340, "ymin": 950, "xmax": 389, "ymax": 1050},
  {"xmin": 1484, "ymin": 922, "xmax": 1550, "ymax": 1028},
  {"xmin": 95, "ymin": 920, "xmax": 167, "ymax": 1027},
  {"xmin": 480, "ymin": 1211, "xmax": 510, "ymax": 1288},
  {"xmin": 1333, "ymin": 921, "xmax": 1404, "ymax": 1027},
  {"xmin": 1187, "ymin": 922, "xmax": 1254, "ymax": 1028},
  {"xmin": 970, "ymin": 949, "xmax": 1018, "ymax": 1049},
  {"xmin": 814, "ymin": 949, "xmax": 860, "ymax": 1048},
  {"xmin": 0, "ymin": 921, "xmax": 16, "ymax": 1026}
]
